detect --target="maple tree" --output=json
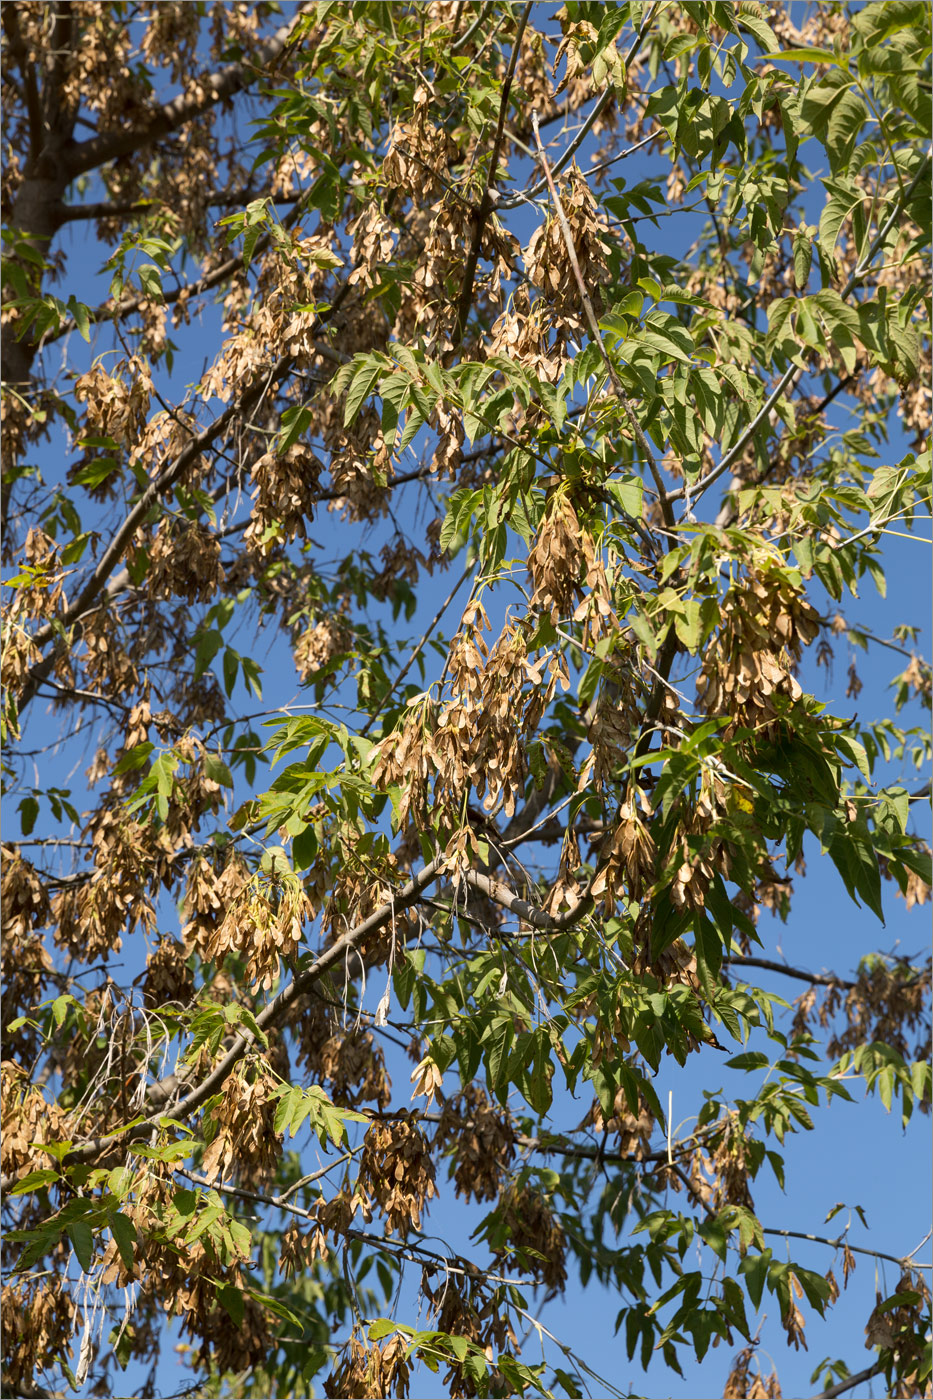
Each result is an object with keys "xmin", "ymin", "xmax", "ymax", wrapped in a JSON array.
[{"xmin": 1, "ymin": 2, "xmax": 931, "ymax": 1397}]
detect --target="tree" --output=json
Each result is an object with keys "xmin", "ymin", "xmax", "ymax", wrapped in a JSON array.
[{"xmin": 1, "ymin": 1, "xmax": 931, "ymax": 1397}]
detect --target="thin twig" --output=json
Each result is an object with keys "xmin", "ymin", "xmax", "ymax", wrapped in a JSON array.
[
  {"xmin": 530, "ymin": 110, "xmax": 676, "ymax": 533},
  {"xmin": 1, "ymin": 5, "xmax": 42, "ymax": 160},
  {"xmin": 815, "ymin": 1361, "xmax": 887, "ymax": 1399},
  {"xmin": 679, "ymin": 148, "xmax": 933, "ymax": 511},
  {"xmin": 451, "ymin": 1, "xmax": 494, "ymax": 51},
  {"xmin": 453, "ymin": 1, "xmax": 533, "ymax": 344},
  {"xmin": 501, "ymin": 2, "xmax": 661, "ymax": 210},
  {"xmin": 763, "ymin": 1227, "xmax": 931, "ymax": 1270},
  {"xmin": 360, "ymin": 561, "xmax": 474, "ymax": 738},
  {"xmin": 725, "ymin": 955, "xmax": 858, "ymax": 991}
]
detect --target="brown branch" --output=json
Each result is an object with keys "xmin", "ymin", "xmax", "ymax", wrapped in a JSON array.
[
  {"xmin": 2, "ymin": 4, "xmax": 43, "ymax": 160},
  {"xmin": 816, "ymin": 1361, "xmax": 887, "ymax": 1399},
  {"xmin": 826, "ymin": 619, "xmax": 920, "ymax": 662},
  {"xmin": 461, "ymin": 866, "xmax": 593, "ymax": 932},
  {"xmin": 61, "ymin": 5, "xmax": 316, "ymax": 181},
  {"xmin": 58, "ymin": 187, "xmax": 306, "ymax": 225},
  {"xmin": 177, "ymin": 1167, "xmax": 534, "ymax": 1291},
  {"xmin": 453, "ymin": 1, "xmax": 533, "ymax": 346},
  {"xmin": 668, "ymin": 1160, "xmax": 717, "ymax": 1219},
  {"xmin": 451, "ymin": 1, "xmax": 494, "ymax": 52},
  {"xmin": 762, "ymin": 1227, "xmax": 928, "ymax": 1271},
  {"xmin": 19, "ymin": 354, "xmax": 293, "ymax": 701},
  {"xmin": 176, "ymin": 1154, "xmax": 357, "ymax": 1209},
  {"xmin": 530, "ymin": 110, "xmax": 676, "ymax": 535},
  {"xmin": 41, "ymin": 2, "xmax": 76, "ymax": 137},
  {"xmin": 726, "ymin": 955, "xmax": 858, "ymax": 991},
  {"xmin": 1, "ymin": 6, "xmax": 311, "ymax": 398},
  {"xmin": 57, "ymin": 198, "xmax": 157, "ymax": 224},
  {"xmin": 42, "ymin": 185, "xmax": 315, "ymax": 346},
  {"xmin": 0, "ymin": 856, "xmax": 448, "ymax": 1183}
]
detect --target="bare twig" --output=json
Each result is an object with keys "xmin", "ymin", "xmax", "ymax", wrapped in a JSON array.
[
  {"xmin": 726, "ymin": 955, "xmax": 858, "ymax": 991},
  {"xmin": 763, "ymin": 1227, "xmax": 931, "ymax": 1270}
]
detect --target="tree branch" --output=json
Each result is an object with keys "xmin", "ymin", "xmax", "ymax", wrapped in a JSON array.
[
  {"xmin": 714, "ymin": 371, "xmax": 856, "ymax": 530},
  {"xmin": 762, "ymin": 1226, "xmax": 929, "ymax": 1270},
  {"xmin": 360, "ymin": 561, "xmax": 474, "ymax": 738},
  {"xmin": 461, "ymin": 865, "xmax": 593, "ymax": 932},
  {"xmin": 682, "ymin": 149, "xmax": 933, "ymax": 513},
  {"xmin": 42, "ymin": 2, "xmax": 76, "ymax": 137},
  {"xmin": 61, "ymin": 5, "xmax": 316, "ymax": 181},
  {"xmin": 453, "ymin": 1, "xmax": 533, "ymax": 346},
  {"xmin": 726, "ymin": 955, "xmax": 858, "ymax": 991},
  {"xmin": 19, "ymin": 354, "xmax": 294, "ymax": 705},
  {"xmin": 42, "ymin": 184, "xmax": 315, "ymax": 345},
  {"xmin": 18, "ymin": 257, "xmax": 360, "ymax": 712},
  {"xmin": 501, "ymin": 3, "xmax": 660, "ymax": 210},
  {"xmin": 530, "ymin": 109, "xmax": 675, "ymax": 534},
  {"xmin": 815, "ymin": 1362, "xmax": 887, "ymax": 1399},
  {"xmin": 0, "ymin": 856, "xmax": 448, "ymax": 1182},
  {"xmin": 1, "ymin": 3, "xmax": 43, "ymax": 161}
]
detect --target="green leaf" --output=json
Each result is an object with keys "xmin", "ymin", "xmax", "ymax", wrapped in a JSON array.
[
  {"xmin": 204, "ymin": 752, "xmax": 233, "ymax": 788},
  {"xmin": 216, "ymin": 1282, "xmax": 245, "ymax": 1327},
  {"xmin": 67, "ymin": 1218, "xmax": 95, "ymax": 1274},
  {"xmin": 18, "ymin": 794, "xmax": 39, "ymax": 835},
  {"xmin": 762, "ymin": 47, "xmax": 846, "ymax": 67},
  {"xmin": 109, "ymin": 1212, "xmax": 136, "ymax": 1271},
  {"xmin": 9, "ymin": 1168, "xmax": 60, "ymax": 1195},
  {"xmin": 344, "ymin": 361, "xmax": 382, "ymax": 426},
  {"xmin": 138, "ymin": 264, "xmax": 163, "ymax": 300},
  {"xmin": 818, "ymin": 178, "xmax": 861, "ymax": 259},
  {"xmin": 609, "ymin": 475, "xmax": 644, "ymax": 518},
  {"xmin": 825, "ymin": 87, "xmax": 867, "ymax": 174},
  {"xmin": 853, "ymin": 0, "xmax": 929, "ymax": 48},
  {"xmin": 67, "ymin": 296, "xmax": 92, "ymax": 342},
  {"xmin": 485, "ymin": 1016, "xmax": 514, "ymax": 1102},
  {"xmin": 222, "ymin": 647, "xmax": 239, "ymax": 697},
  {"xmin": 725, "ymin": 1051, "xmax": 770, "ymax": 1071},
  {"xmin": 834, "ymin": 733, "xmax": 871, "ymax": 782},
  {"xmin": 113, "ymin": 741, "xmax": 154, "ymax": 774},
  {"xmin": 793, "ymin": 230, "xmax": 813, "ymax": 290}
]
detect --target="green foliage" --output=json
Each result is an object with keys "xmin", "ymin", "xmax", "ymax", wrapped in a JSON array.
[{"xmin": 2, "ymin": 3, "xmax": 930, "ymax": 1399}]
